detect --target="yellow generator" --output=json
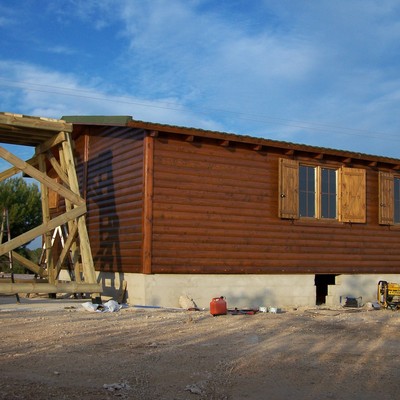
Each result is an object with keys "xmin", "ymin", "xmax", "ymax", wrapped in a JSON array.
[{"xmin": 377, "ymin": 281, "xmax": 400, "ymax": 309}]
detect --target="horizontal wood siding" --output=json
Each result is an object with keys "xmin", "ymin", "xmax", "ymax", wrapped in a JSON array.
[
  {"xmin": 151, "ymin": 137, "xmax": 400, "ymax": 274},
  {"xmin": 77, "ymin": 126, "xmax": 145, "ymax": 273}
]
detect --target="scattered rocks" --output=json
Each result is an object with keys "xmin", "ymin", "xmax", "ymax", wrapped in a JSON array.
[
  {"xmin": 179, "ymin": 295, "xmax": 198, "ymax": 310},
  {"xmin": 184, "ymin": 381, "xmax": 207, "ymax": 396},
  {"xmin": 103, "ymin": 380, "xmax": 131, "ymax": 392}
]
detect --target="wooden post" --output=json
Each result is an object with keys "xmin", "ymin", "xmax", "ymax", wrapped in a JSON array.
[
  {"xmin": 38, "ymin": 154, "xmax": 55, "ymax": 284},
  {"xmin": 142, "ymin": 135, "xmax": 154, "ymax": 274},
  {"xmin": 58, "ymin": 139, "xmax": 80, "ymax": 282},
  {"xmin": 62, "ymin": 133, "xmax": 98, "ymax": 289}
]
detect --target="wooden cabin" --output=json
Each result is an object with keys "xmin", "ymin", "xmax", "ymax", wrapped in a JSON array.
[{"xmin": 60, "ymin": 115, "xmax": 400, "ymax": 308}]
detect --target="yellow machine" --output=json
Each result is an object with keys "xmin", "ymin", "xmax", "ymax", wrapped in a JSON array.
[{"xmin": 377, "ymin": 280, "xmax": 400, "ymax": 309}]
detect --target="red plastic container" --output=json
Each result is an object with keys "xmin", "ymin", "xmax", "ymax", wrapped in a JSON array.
[{"xmin": 210, "ymin": 296, "xmax": 227, "ymax": 316}]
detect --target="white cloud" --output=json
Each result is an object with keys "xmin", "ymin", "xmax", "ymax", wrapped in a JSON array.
[
  {"xmin": 0, "ymin": 60, "xmax": 224, "ymax": 131},
  {"xmin": 2, "ymin": 1, "xmax": 400, "ymax": 158}
]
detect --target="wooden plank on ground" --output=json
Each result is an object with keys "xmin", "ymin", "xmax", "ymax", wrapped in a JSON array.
[{"xmin": 0, "ymin": 282, "xmax": 102, "ymax": 294}]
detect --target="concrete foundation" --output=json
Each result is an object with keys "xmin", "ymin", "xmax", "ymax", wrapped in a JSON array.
[
  {"xmin": 95, "ymin": 272, "xmax": 400, "ymax": 309},
  {"xmin": 325, "ymin": 274, "xmax": 400, "ymax": 307},
  {"xmin": 99, "ymin": 273, "xmax": 315, "ymax": 308},
  {"xmin": 58, "ymin": 271, "xmax": 400, "ymax": 309}
]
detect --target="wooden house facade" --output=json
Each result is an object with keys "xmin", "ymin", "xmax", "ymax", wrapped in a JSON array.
[{"xmin": 60, "ymin": 116, "xmax": 400, "ymax": 308}]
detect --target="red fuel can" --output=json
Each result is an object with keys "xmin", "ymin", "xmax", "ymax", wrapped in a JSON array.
[{"xmin": 210, "ymin": 296, "xmax": 227, "ymax": 316}]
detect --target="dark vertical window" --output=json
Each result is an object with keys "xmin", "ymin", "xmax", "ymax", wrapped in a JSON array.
[
  {"xmin": 299, "ymin": 165, "xmax": 315, "ymax": 217},
  {"xmin": 321, "ymin": 168, "xmax": 337, "ymax": 219},
  {"xmin": 395, "ymin": 177, "xmax": 400, "ymax": 223}
]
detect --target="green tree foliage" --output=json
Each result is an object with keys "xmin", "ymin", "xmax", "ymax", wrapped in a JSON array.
[
  {"xmin": 0, "ymin": 177, "xmax": 42, "ymax": 273},
  {"xmin": 0, "ymin": 177, "xmax": 42, "ymax": 240}
]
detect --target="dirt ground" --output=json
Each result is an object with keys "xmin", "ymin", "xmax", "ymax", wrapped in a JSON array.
[{"xmin": 1, "ymin": 295, "xmax": 400, "ymax": 400}]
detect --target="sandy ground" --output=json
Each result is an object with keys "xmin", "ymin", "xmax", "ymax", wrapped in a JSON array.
[{"xmin": 1, "ymin": 295, "xmax": 400, "ymax": 400}]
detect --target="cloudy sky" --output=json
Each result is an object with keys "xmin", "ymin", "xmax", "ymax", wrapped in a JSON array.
[{"xmin": 1, "ymin": 0, "xmax": 400, "ymax": 159}]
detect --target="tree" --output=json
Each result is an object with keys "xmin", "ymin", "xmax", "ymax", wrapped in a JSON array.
[
  {"xmin": 0, "ymin": 177, "xmax": 42, "ymax": 273},
  {"xmin": 0, "ymin": 176, "xmax": 42, "ymax": 238}
]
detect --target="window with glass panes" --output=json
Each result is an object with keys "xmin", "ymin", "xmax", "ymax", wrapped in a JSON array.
[
  {"xmin": 299, "ymin": 165, "xmax": 337, "ymax": 219},
  {"xmin": 395, "ymin": 177, "xmax": 400, "ymax": 223}
]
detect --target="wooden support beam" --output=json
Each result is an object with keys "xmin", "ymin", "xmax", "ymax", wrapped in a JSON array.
[
  {"xmin": 142, "ymin": 136, "xmax": 154, "ymax": 274},
  {"xmin": 0, "ymin": 116, "xmax": 100, "ymax": 298},
  {"xmin": 46, "ymin": 150, "xmax": 70, "ymax": 186},
  {"xmin": 220, "ymin": 140, "xmax": 230, "ymax": 147},
  {"xmin": 149, "ymin": 130, "xmax": 159, "ymax": 137},
  {"xmin": 0, "ymin": 165, "xmax": 21, "ymax": 182},
  {"xmin": 185, "ymin": 135, "xmax": 194, "ymax": 142},
  {"xmin": 343, "ymin": 157, "xmax": 352, "ymax": 164},
  {"xmin": 0, "ymin": 155, "xmax": 39, "ymax": 182},
  {"xmin": 0, "ymin": 145, "xmax": 84, "ymax": 206},
  {"xmin": 58, "ymin": 142, "xmax": 80, "ymax": 282},
  {"xmin": 0, "ymin": 204, "xmax": 86, "ymax": 256},
  {"xmin": 314, "ymin": 153, "xmax": 324, "ymax": 160},
  {"xmin": 0, "ymin": 282, "xmax": 102, "ymax": 294},
  {"xmin": 285, "ymin": 149, "xmax": 294, "ymax": 156},
  {"xmin": 369, "ymin": 161, "xmax": 378, "ymax": 167},
  {"xmin": 38, "ymin": 153, "xmax": 53, "ymax": 283},
  {"xmin": 11, "ymin": 251, "xmax": 46, "ymax": 277},
  {"xmin": 62, "ymin": 134, "xmax": 97, "ymax": 286},
  {"xmin": 55, "ymin": 222, "xmax": 78, "ymax": 278},
  {"xmin": 253, "ymin": 144, "xmax": 263, "ymax": 151},
  {"xmin": 34, "ymin": 131, "xmax": 68, "ymax": 155}
]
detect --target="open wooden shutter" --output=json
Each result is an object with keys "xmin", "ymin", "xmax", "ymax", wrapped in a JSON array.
[
  {"xmin": 339, "ymin": 167, "xmax": 366, "ymax": 223},
  {"xmin": 278, "ymin": 158, "xmax": 299, "ymax": 219},
  {"xmin": 379, "ymin": 172, "xmax": 394, "ymax": 225}
]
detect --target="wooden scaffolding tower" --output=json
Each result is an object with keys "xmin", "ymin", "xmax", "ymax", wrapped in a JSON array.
[{"xmin": 0, "ymin": 112, "xmax": 101, "ymax": 297}]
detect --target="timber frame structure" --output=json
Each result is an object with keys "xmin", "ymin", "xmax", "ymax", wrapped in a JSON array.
[{"xmin": 0, "ymin": 112, "xmax": 101, "ymax": 296}]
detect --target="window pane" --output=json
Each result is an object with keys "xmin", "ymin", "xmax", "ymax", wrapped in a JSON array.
[
  {"xmin": 395, "ymin": 178, "xmax": 400, "ymax": 223},
  {"xmin": 299, "ymin": 165, "xmax": 315, "ymax": 217},
  {"xmin": 321, "ymin": 168, "xmax": 337, "ymax": 219}
]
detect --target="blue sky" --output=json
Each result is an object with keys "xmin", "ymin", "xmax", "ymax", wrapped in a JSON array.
[{"xmin": 1, "ymin": 0, "xmax": 400, "ymax": 159}]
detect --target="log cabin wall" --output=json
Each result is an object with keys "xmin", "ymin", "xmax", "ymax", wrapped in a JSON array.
[
  {"xmin": 73, "ymin": 125, "xmax": 145, "ymax": 274},
  {"xmin": 150, "ymin": 133, "xmax": 400, "ymax": 275}
]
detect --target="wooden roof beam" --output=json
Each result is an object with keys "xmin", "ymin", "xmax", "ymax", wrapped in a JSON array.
[
  {"xmin": 343, "ymin": 157, "xmax": 352, "ymax": 164},
  {"xmin": 285, "ymin": 149, "xmax": 294, "ymax": 156},
  {"xmin": 35, "ymin": 131, "xmax": 68, "ymax": 155},
  {"xmin": 314, "ymin": 153, "xmax": 324, "ymax": 160},
  {"xmin": 0, "ymin": 112, "xmax": 72, "ymax": 133},
  {"xmin": 149, "ymin": 130, "xmax": 159, "ymax": 137},
  {"xmin": 185, "ymin": 135, "xmax": 195, "ymax": 142},
  {"xmin": 220, "ymin": 140, "xmax": 230, "ymax": 147},
  {"xmin": 253, "ymin": 144, "xmax": 263, "ymax": 151}
]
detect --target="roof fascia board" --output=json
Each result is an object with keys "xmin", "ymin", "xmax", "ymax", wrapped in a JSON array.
[{"xmin": 128, "ymin": 120, "xmax": 400, "ymax": 166}]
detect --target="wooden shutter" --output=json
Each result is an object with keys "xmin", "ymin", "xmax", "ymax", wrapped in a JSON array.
[
  {"xmin": 379, "ymin": 172, "xmax": 394, "ymax": 225},
  {"xmin": 278, "ymin": 158, "xmax": 299, "ymax": 219},
  {"xmin": 339, "ymin": 167, "xmax": 366, "ymax": 223}
]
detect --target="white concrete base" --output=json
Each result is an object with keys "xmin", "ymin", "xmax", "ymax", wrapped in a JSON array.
[
  {"xmin": 60, "ymin": 271, "xmax": 400, "ymax": 309},
  {"xmin": 325, "ymin": 274, "xmax": 400, "ymax": 307},
  {"xmin": 98, "ymin": 273, "xmax": 316, "ymax": 309}
]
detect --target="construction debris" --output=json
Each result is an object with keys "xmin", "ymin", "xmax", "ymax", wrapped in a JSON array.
[
  {"xmin": 103, "ymin": 380, "xmax": 131, "ymax": 392},
  {"xmin": 81, "ymin": 299, "xmax": 122, "ymax": 312},
  {"xmin": 179, "ymin": 294, "xmax": 198, "ymax": 310}
]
